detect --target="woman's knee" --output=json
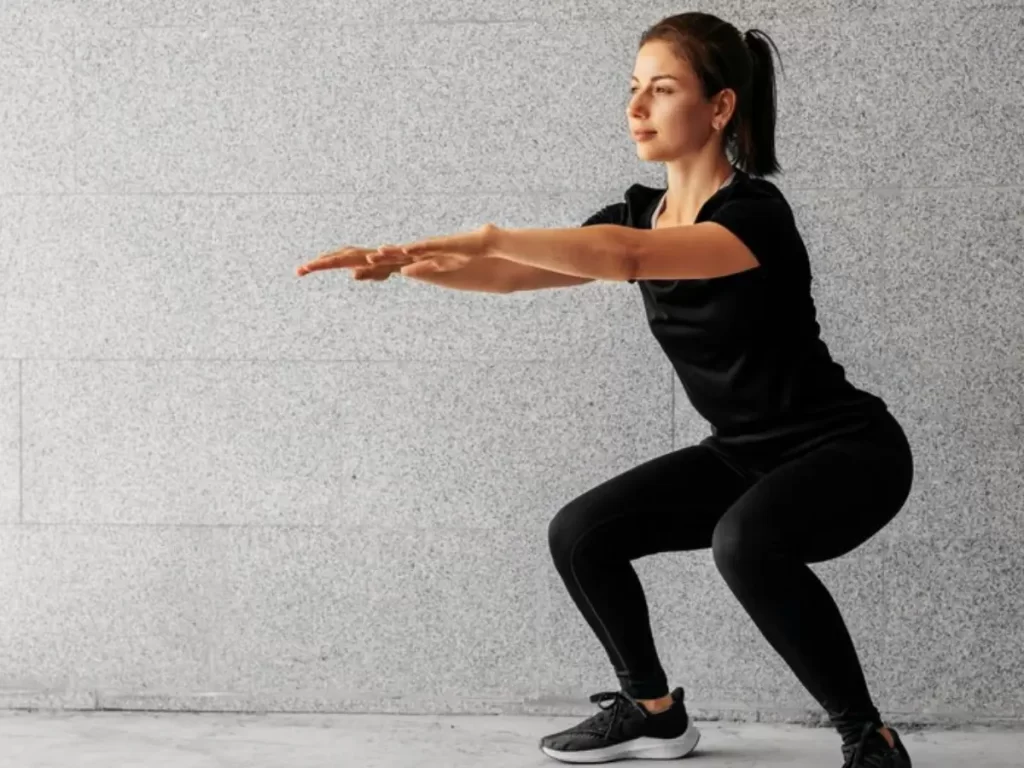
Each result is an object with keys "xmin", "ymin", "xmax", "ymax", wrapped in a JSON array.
[
  {"xmin": 710, "ymin": 520, "xmax": 737, "ymax": 569},
  {"xmin": 710, "ymin": 516, "xmax": 765, "ymax": 576},
  {"xmin": 547, "ymin": 493, "xmax": 619, "ymax": 565},
  {"xmin": 711, "ymin": 510, "xmax": 797, "ymax": 588},
  {"xmin": 547, "ymin": 499, "xmax": 589, "ymax": 562}
]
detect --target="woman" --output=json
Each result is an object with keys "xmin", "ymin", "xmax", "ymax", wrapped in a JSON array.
[{"xmin": 298, "ymin": 12, "xmax": 914, "ymax": 768}]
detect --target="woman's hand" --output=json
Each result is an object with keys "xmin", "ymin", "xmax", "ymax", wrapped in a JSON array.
[
  {"xmin": 366, "ymin": 223, "xmax": 498, "ymax": 275},
  {"xmin": 350, "ymin": 262, "xmax": 407, "ymax": 281},
  {"xmin": 297, "ymin": 245, "xmax": 411, "ymax": 278}
]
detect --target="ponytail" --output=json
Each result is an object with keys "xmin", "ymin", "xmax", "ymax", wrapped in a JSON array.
[{"xmin": 734, "ymin": 29, "xmax": 783, "ymax": 176}]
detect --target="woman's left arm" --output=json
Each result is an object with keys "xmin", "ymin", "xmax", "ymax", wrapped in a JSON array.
[{"xmin": 491, "ymin": 222, "xmax": 760, "ymax": 281}]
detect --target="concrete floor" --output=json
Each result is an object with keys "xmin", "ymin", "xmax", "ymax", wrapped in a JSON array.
[{"xmin": 1, "ymin": 710, "xmax": 1021, "ymax": 767}]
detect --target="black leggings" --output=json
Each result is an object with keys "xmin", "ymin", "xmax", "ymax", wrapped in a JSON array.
[{"xmin": 547, "ymin": 409, "xmax": 913, "ymax": 743}]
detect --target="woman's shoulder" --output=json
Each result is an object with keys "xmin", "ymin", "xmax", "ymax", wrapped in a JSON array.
[{"xmin": 713, "ymin": 171, "xmax": 794, "ymax": 223}]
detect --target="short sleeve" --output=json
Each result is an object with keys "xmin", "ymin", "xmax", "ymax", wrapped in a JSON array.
[
  {"xmin": 709, "ymin": 196, "xmax": 792, "ymax": 271},
  {"xmin": 581, "ymin": 202, "xmax": 635, "ymax": 282},
  {"xmin": 581, "ymin": 202, "xmax": 626, "ymax": 228}
]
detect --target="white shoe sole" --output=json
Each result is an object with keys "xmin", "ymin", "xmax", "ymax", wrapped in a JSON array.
[{"xmin": 540, "ymin": 719, "xmax": 701, "ymax": 763}]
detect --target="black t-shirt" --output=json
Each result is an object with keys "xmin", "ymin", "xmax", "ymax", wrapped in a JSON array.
[{"xmin": 582, "ymin": 168, "xmax": 888, "ymax": 463}]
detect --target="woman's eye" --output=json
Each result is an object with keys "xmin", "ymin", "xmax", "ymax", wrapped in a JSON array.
[{"xmin": 629, "ymin": 88, "xmax": 671, "ymax": 94}]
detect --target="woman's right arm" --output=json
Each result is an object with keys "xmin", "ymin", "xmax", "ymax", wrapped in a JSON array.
[
  {"xmin": 353, "ymin": 202, "xmax": 628, "ymax": 293},
  {"xmin": 357, "ymin": 258, "xmax": 594, "ymax": 293}
]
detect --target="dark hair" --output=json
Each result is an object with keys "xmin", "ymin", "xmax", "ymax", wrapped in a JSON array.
[{"xmin": 638, "ymin": 12, "xmax": 784, "ymax": 177}]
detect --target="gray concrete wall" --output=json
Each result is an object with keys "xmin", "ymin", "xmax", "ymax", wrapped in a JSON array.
[{"xmin": 0, "ymin": 1, "xmax": 1021, "ymax": 726}]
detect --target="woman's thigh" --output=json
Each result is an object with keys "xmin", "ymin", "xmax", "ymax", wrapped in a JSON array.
[
  {"xmin": 548, "ymin": 444, "xmax": 754, "ymax": 562},
  {"xmin": 714, "ymin": 412, "xmax": 914, "ymax": 564}
]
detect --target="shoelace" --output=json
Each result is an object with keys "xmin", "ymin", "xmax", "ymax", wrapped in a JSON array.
[
  {"xmin": 588, "ymin": 690, "xmax": 645, "ymax": 741},
  {"xmin": 841, "ymin": 722, "xmax": 894, "ymax": 768}
]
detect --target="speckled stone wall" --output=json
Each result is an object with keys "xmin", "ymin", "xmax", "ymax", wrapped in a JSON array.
[{"xmin": 0, "ymin": 1, "xmax": 1021, "ymax": 725}]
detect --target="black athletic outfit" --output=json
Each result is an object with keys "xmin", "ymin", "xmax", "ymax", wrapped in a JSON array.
[{"xmin": 547, "ymin": 168, "xmax": 914, "ymax": 747}]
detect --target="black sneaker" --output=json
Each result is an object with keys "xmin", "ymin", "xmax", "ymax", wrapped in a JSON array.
[
  {"xmin": 841, "ymin": 722, "xmax": 912, "ymax": 768},
  {"xmin": 539, "ymin": 686, "xmax": 700, "ymax": 763}
]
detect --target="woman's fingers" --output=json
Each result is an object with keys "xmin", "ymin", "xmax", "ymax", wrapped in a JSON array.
[
  {"xmin": 399, "ymin": 254, "xmax": 469, "ymax": 276},
  {"xmin": 297, "ymin": 244, "xmax": 420, "ymax": 278},
  {"xmin": 352, "ymin": 264, "xmax": 402, "ymax": 281},
  {"xmin": 297, "ymin": 246, "xmax": 372, "ymax": 276},
  {"xmin": 367, "ymin": 245, "xmax": 411, "ymax": 266},
  {"xmin": 299, "ymin": 245, "xmax": 412, "ymax": 276},
  {"xmin": 368, "ymin": 240, "xmax": 450, "ymax": 265},
  {"xmin": 300, "ymin": 252, "xmax": 455, "ymax": 280},
  {"xmin": 398, "ymin": 260, "xmax": 443, "ymax": 278}
]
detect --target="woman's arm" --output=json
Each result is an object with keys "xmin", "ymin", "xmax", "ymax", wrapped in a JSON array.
[{"xmin": 364, "ymin": 256, "xmax": 594, "ymax": 293}]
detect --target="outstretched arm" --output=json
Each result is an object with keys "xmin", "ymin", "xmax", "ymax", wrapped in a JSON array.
[
  {"xmin": 491, "ymin": 222, "xmax": 760, "ymax": 282},
  {"xmin": 489, "ymin": 224, "xmax": 636, "ymax": 282}
]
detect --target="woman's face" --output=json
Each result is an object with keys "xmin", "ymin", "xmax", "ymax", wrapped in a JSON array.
[{"xmin": 627, "ymin": 40, "xmax": 728, "ymax": 158}]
